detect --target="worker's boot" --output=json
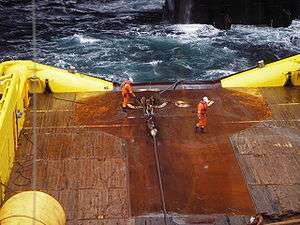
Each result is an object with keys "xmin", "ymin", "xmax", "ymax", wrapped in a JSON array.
[
  {"xmin": 194, "ymin": 126, "xmax": 200, "ymax": 133},
  {"xmin": 200, "ymin": 127, "xmax": 205, "ymax": 133}
]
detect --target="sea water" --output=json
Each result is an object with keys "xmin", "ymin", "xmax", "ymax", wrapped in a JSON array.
[{"xmin": 0, "ymin": 0, "xmax": 299, "ymax": 83}]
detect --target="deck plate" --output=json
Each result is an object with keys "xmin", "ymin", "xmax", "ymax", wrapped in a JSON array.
[{"xmin": 6, "ymin": 87, "xmax": 300, "ymax": 224}]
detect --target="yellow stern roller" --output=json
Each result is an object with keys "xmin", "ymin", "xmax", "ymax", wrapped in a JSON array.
[
  {"xmin": 221, "ymin": 54, "xmax": 300, "ymax": 87},
  {"xmin": 0, "ymin": 191, "xmax": 66, "ymax": 225}
]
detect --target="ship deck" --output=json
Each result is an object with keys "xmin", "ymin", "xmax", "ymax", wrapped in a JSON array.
[{"xmin": 6, "ymin": 86, "xmax": 300, "ymax": 225}]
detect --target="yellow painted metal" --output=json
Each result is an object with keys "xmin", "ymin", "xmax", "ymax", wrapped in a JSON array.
[
  {"xmin": 2, "ymin": 61, "xmax": 113, "ymax": 93},
  {"xmin": 0, "ymin": 191, "xmax": 66, "ymax": 225},
  {"xmin": 0, "ymin": 74, "xmax": 21, "ymax": 205},
  {"xmin": 0, "ymin": 60, "xmax": 113, "ymax": 203},
  {"xmin": 221, "ymin": 54, "xmax": 300, "ymax": 87}
]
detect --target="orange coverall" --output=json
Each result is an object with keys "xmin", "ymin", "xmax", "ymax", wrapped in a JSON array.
[
  {"xmin": 122, "ymin": 81, "xmax": 133, "ymax": 108},
  {"xmin": 196, "ymin": 100, "xmax": 208, "ymax": 128}
]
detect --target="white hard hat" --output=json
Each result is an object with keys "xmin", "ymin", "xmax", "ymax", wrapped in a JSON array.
[
  {"xmin": 203, "ymin": 96, "xmax": 209, "ymax": 103},
  {"xmin": 250, "ymin": 216, "xmax": 255, "ymax": 223},
  {"xmin": 129, "ymin": 77, "xmax": 133, "ymax": 83}
]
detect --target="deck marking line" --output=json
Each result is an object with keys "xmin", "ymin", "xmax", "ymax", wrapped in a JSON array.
[
  {"xmin": 223, "ymin": 119, "xmax": 300, "ymax": 124},
  {"xmin": 29, "ymin": 109, "xmax": 73, "ymax": 113},
  {"xmin": 23, "ymin": 124, "xmax": 135, "ymax": 130}
]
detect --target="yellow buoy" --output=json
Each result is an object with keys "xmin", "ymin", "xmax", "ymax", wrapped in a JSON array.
[{"xmin": 0, "ymin": 191, "xmax": 66, "ymax": 225}]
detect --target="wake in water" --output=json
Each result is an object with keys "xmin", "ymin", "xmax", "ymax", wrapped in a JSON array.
[
  {"xmin": 47, "ymin": 21, "xmax": 300, "ymax": 82},
  {"xmin": 0, "ymin": 0, "xmax": 299, "ymax": 82}
]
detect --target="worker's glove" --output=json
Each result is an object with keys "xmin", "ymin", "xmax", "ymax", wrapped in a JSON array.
[{"xmin": 208, "ymin": 100, "xmax": 215, "ymax": 106}]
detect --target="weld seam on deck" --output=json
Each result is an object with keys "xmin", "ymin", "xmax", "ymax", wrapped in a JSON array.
[
  {"xmin": 273, "ymin": 103, "xmax": 300, "ymax": 106},
  {"xmin": 23, "ymin": 124, "xmax": 136, "ymax": 130},
  {"xmin": 230, "ymin": 137, "xmax": 258, "ymax": 213},
  {"xmin": 29, "ymin": 109, "xmax": 73, "ymax": 112},
  {"xmin": 124, "ymin": 141, "xmax": 132, "ymax": 218},
  {"xmin": 223, "ymin": 119, "xmax": 300, "ymax": 124},
  {"xmin": 248, "ymin": 183, "xmax": 300, "ymax": 186}
]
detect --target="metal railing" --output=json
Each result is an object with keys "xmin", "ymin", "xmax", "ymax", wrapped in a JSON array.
[{"xmin": 0, "ymin": 67, "xmax": 29, "ymax": 205}]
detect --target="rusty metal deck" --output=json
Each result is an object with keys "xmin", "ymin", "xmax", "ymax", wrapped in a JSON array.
[
  {"xmin": 5, "ymin": 86, "xmax": 300, "ymax": 225},
  {"xmin": 230, "ymin": 87, "xmax": 300, "ymax": 219}
]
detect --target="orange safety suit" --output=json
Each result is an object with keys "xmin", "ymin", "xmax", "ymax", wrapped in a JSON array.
[
  {"xmin": 121, "ymin": 81, "xmax": 133, "ymax": 108},
  {"xmin": 196, "ymin": 100, "xmax": 208, "ymax": 128}
]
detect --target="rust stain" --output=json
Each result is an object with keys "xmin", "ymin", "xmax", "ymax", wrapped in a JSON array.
[
  {"xmin": 73, "ymin": 88, "xmax": 270, "ymax": 216},
  {"xmin": 7, "ymin": 87, "xmax": 274, "ymax": 224}
]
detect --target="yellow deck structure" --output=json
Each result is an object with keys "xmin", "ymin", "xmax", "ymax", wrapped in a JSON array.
[{"xmin": 221, "ymin": 54, "xmax": 300, "ymax": 87}]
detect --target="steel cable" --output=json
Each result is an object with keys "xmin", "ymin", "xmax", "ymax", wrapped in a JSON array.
[{"xmin": 152, "ymin": 135, "xmax": 168, "ymax": 225}]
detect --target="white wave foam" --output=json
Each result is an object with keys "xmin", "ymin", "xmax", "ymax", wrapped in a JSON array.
[
  {"xmin": 54, "ymin": 59, "xmax": 68, "ymax": 68},
  {"xmin": 73, "ymin": 34, "xmax": 98, "ymax": 44},
  {"xmin": 149, "ymin": 60, "xmax": 163, "ymax": 66},
  {"xmin": 123, "ymin": 71, "xmax": 136, "ymax": 80},
  {"xmin": 167, "ymin": 24, "xmax": 220, "ymax": 43},
  {"xmin": 205, "ymin": 69, "xmax": 235, "ymax": 78},
  {"xmin": 180, "ymin": 63, "xmax": 192, "ymax": 70},
  {"xmin": 173, "ymin": 24, "xmax": 220, "ymax": 36},
  {"xmin": 174, "ymin": 24, "xmax": 203, "ymax": 34},
  {"xmin": 232, "ymin": 20, "xmax": 300, "ymax": 51},
  {"xmin": 83, "ymin": 0, "xmax": 164, "ymax": 13}
]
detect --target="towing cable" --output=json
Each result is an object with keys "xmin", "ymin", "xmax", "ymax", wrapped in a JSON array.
[
  {"xmin": 146, "ymin": 111, "xmax": 168, "ymax": 225},
  {"xmin": 134, "ymin": 81, "xmax": 183, "ymax": 225}
]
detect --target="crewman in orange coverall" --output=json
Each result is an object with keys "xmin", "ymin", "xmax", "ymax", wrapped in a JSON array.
[
  {"xmin": 121, "ymin": 78, "xmax": 136, "ymax": 111},
  {"xmin": 195, "ymin": 96, "xmax": 214, "ymax": 133}
]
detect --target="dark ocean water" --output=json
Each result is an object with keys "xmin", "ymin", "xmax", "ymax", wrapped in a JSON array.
[{"xmin": 0, "ymin": 0, "xmax": 299, "ymax": 83}]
